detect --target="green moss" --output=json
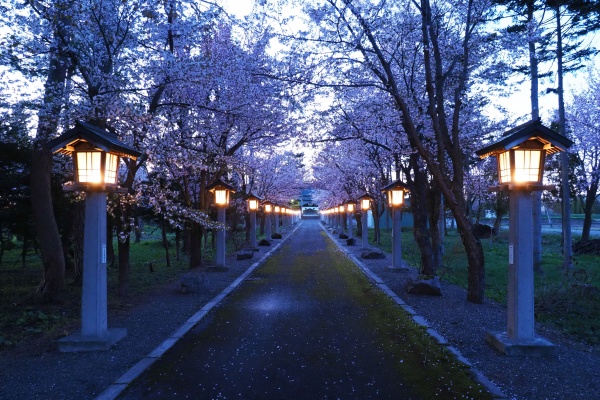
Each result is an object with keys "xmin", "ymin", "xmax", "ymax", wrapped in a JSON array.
[{"xmin": 320, "ymin": 235, "xmax": 491, "ymax": 398}]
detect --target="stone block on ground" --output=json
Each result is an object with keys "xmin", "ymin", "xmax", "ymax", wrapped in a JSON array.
[
  {"xmin": 236, "ymin": 250, "xmax": 254, "ymax": 260},
  {"xmin": 360, "ymin": 248, "xmax": 386, "ymax": 259},
  {"xmin": 271, "ymin": 233, "xmax": 282, "ymax": 239},
  {"xmin": 405, "ymin": 276, "xmax": 442, "ymax": 296},
  {"xmin": 339, "ymin": 233, "xmax": 348, "ymax": 239},
  {"xmin": 179, "ymin": 272, "xmax": 205, "ymax": 294},
  {"xmin": 258, "ymin": 239, "xmax": 271, "ymax": 246},
  {"xmin": 346, "ymin": 238, "xmax": 356, "ymax": 246}
]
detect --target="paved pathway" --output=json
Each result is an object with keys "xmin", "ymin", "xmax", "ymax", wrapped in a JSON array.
[{"xmin": 119, "ymin": 220, "xmax": 488, "ymax": 399}]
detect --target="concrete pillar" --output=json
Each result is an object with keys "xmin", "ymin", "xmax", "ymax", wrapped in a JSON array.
[
  {"xmin": 216, "ymin": 207, "xmax": 226, "ymax": 267},
  {"xmin": 361, "ymin": 210, "xmax": 369, "ymax": 248},
  {"xmin": 265, "ymin": 213, "xmax": 272, "ymax": 239},
  {"xmin": 390, "ymin": 207, "xmax": 406, "ymax": 270},
  {"xmin": 346, "ymin": 212, "xmax": 353, "ymax": 239},
  {"xmin": 58, "ymin": 191, "xmax": 126, "ymax": 352},
  {"xmin": 250, "ymin": 210, "xmax": 257, "ymax": 248},
  {"xmin": 486, "ymin": 189, "xmax": 554, "ymax": 356},
  {"xmin": 82, "ymin": 191, "xmax": 108, "ymax": 338},
  {"xmin": 275, "ymin": 213, "xmax": 280, "ymax": 234},
  {"xmin": 507, "ymin": 190, "xmax": 534, "ymax": 340}
]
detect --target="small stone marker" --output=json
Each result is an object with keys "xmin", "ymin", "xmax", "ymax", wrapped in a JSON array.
[
  {"xmin": 405, "ymin": 276, "xmax": 442, "ymax": 296},
  {"xmin": 236, "ymin": 250, "xmax": 254, "ymax": 260},
  {"xmin": 258, "ymin": 239, "xmax": 271, "ymax": 246},
  {"xmin": 360, "ymin": 249, "xmax": 386, "ymax": 259},
  {"xmin": 179, "ymin": 272, "xmax": 204, "ymax": 294}
]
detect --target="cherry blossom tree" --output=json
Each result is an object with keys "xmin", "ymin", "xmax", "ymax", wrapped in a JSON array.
[
  {"xmin": 269, "ymin": 0, "xmax": 500, "ymax": 302},
  {"xmin": 567, "ymin": 68, "xmax": 600, "ymax": 242}
]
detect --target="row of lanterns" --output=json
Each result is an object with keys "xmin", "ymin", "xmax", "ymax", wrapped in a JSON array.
[
  {"xmin": 205, "ymin": 179, "xmax": 300, "ymax": 217},
  {"xmin": 48, "ymin": 118, "xmax": 571, "ymax": 357}
]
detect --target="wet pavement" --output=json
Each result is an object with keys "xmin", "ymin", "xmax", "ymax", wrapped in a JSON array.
[{"xmin": 119, "ymin": 220, "xmax": 488, "ymax": 399}]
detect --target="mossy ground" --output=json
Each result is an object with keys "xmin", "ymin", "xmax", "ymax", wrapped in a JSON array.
[{"xmin": 127, "ymin": 227, "xmax": 491, "ymax": 399}]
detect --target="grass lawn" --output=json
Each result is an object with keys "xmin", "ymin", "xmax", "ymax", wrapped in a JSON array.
[
  {"xmin": 0, "ymin": 224, "xmax": 260, "ymax": 347},
  {"xmin": 371, "ymin": 227, "xmax": 600, "ymax": 345}
]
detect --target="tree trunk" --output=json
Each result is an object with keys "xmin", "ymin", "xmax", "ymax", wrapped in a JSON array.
[
  {"xmin": 31, "ymin": 147, "xmax": 65, "ymax": 302},
  {"xmin": 117, "ymin": 236, "xmax": 130, "ymax": 296},
  {"xmin": 134, "ymin": 216, "xmax": 142, "ymax": 243},
  {"xmin": 162, "ymin": 216, "xmax": 171, "ymax": 268},
  {"xmin": 454, "ymin": 210, "xmax": 485, "ymax": 303},
  {"xmin": 429, "ymin": 186, "xmax": 443, "ymax": 274},
  {"xmin": 407, "ymin": 155, "xmax": 436, "ymax": 276},
  {"xmin": 30, "ymin": 10, "xmax": 71, "ymax": 302},
  {"xmin": 106, "ymin": 212, "xmax": 115, "ymax": 268},
  {"xmin": 371, "ymin": 203, "xmax": 381, "ymax": 244},
  {"xmin": 581, "ymin": 183, "xmax": 599, "ymax": 242},
  {"xmin": 72, "ymin": 200, "xmax": 85, "ymax": 283},
  {"xmin": 175, "ymin": 229, "xmax": 181, "ymax": 261},
  {"xmin": 556, "ymin": 6, "xmax": 572, "ymax": 270},
  {"xmin": 190, "ymin": 222, "xmax": 202, "ymax": 268},
  {"xmin": 528, "ymin": 0, "xmax": 543, "ymax": 273}
]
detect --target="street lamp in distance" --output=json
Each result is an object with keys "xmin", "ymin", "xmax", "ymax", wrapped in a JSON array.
[
  {"xmin": 207, "ymin": 179, "xmax": 236, "ymax": 269},
  {"xmin": 357, "ymin": 193, "xmax": 374, "ymax": 248},
  {"xmin": 381, "ymin": 181, "xmax": 410, "ymax": 271}
]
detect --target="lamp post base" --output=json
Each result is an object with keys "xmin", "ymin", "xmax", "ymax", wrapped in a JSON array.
[
  {"xmin": 386, "ymin": 263, "xmax": 409, "ymax": 271},
  {"xmin": 486, "ymin": 331, "xmax": 555, "ymax": 357},
  {"xmin": 58, "ymin": 328, "xmax": 127, "ymax": 352}
]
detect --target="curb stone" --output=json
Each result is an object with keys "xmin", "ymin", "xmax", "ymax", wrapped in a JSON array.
[
  {"xmin": 95, "ymin": 223, "xmax": 302, "ymax": 400},
  {"xmin": 320, "ymin": 222, "xmax": 508, "ymax": 399}
]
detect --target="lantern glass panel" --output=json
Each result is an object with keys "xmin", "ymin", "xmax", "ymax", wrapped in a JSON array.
[
  {"xmin": 347, "ymin": 203, "xmax": 355, "ymax": 212},
  {"xmin": 361, "ymin": 199, "xmax": 370, "ymax": 210},
  {"xmin": 248, "ymin": 199, "xmax": 258, "ymax": 211},
  {"xmin": 498, "ymin": 151, "xmax": 511, "ymax": 184},
  {"xmin": 275, "ymin": 206, "xmax": 280, "ymax": 213},
  {"xmin": 265, "ymin": 204, "xmax": 272, "ymax": 213},
  {"xmin": 390, "ymin": 189, "xmax": 404, "ymax": 207},
  {"xmin": 513, "ymin": 149, "xmax": 542, "ymax": 183},
  {"xmin": 76, "ymin": 151, "xmax": 102, "ymax": 184},
  {"xmin": 104, "ymin": 153, "xmax": 119, "ymax": 185},
  {"xmin": 215, "ymin": 189, "xmax": 228, "ymax": 205}
]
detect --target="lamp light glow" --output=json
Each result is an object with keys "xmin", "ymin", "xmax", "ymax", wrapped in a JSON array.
[
  {"xmin": 214, "ymin": 189, "xmax": 229, "ymax": 206},
  {"xmin": 389, "ymin": 189, "xmax": 405, "ymax": 207},
  {"xmin": 361, "ymin": 199, "xmax": 370, "ymax": 211},
  {"xmin": 249, "ymin": 199, "xmax": 258, "ymax": 211},
  {"xmin": 206, "ymin": 179, "xmax": 236, "ymax": 207},
  {"xmin": 498, "ymin": 147, "xmax": 544, "ymax": 185},
  {"xmin": 75, "ymin": 150, "xmax": 120, "ymax": 186}
]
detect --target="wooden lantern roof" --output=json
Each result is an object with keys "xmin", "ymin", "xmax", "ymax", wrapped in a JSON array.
[
  {"xmin": 47, "ymin": 121, "xmax": 141, "ymax": 159},
  {"xmin": 475, "ymin": 119, "xmax": 573, "ymax": 160}
]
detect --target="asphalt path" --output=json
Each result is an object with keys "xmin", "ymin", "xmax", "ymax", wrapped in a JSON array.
[{"xmin": 119, "ymin": 219, "xmax": 486, "ymax": 399}]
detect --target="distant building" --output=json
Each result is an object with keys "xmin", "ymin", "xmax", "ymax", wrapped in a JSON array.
[{"xmin": 300, "ymin": 189, "xmax": 319, "ymax": 219}]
